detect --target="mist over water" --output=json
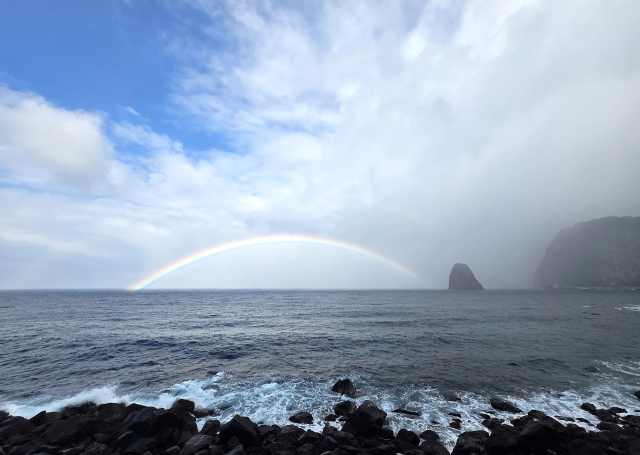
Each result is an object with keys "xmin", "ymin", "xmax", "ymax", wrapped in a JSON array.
[{"xmin": 1, "ymin": 290, "xmax": 639, "ymax": 448}]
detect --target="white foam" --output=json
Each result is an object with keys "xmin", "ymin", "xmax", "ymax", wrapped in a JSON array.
[
  {"xmin": 2, "ymin": 373, "xmax": 640, "ymax": 451},
  {"xmin": 623, "ymin": 306, "xmax": 640, "ymax": 312}
]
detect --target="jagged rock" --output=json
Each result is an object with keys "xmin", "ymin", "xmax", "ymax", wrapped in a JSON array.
[
  {"xmin": 263, "ymin": 442, "xmax": 295, "ymax": 455},
  {"xmin": 324, "ymin": 414, "xmax": 337, "ymax": 422},
  {"xmin": 165, "ymin": 447, "xmax": 181, "ymax": 455},
  {"xmin": 0, "ymin": 417, "xmax": 35, "ymax": 440},
  {"xmin": 634, "ymin": 390, "xmax": 640, "ymax": 401},
  {"xmin": 485, "ymin": 425, "xmax": 519, "ymax": 455},
  {"xmin": 489, "ymin": 398, "xmax": 521, "ymax": 413},
  {"xmin": 29, "ymin": 411, "xmax": 62, "ymax": 427},
  {"xmin": 534, "ymin": 216, "xmax": 640, "ymax": 288},
  {"xmin": 448, "ymin": 264, "xmax": 484, "ymax": 290},
  {"xmin": 481, "ymin": 418, "xmax": 502, "ymax": 430},
  {"xmin": 296, "ymin": 443, "xmax": 318, "ymax": 455},
  {"xmin": 367, "ymin": 444, "xmax": 397, "ymax": 455},
  {"xmin": 59, "ymin": 448, "xmax": 84, "ymax": 455},
  {"xmin": 123, "ymin": 438, "xmax": 156, "ymax": 455},
  {"xmin": 289, "ymin": 412, "xmax": 313, "ymax": 424},
  {"xmin": 517, "ymin": 420, "xmax": 560, "ymax": 453},
  {"xmin": 170, "ymin": 403, "xmax": 198, "ymax": 434},
  {"xmin": 173, "ymin": 400, "xmax": 196, "ymax": 414},
  {"xmin": 201, "ymin": 419, "xmax": 221, "ymax": 436},
  {"xmin": 419, "ymin": 439, "xmax": 450, "ymax": 455},
  {"xmin": 44, "ymin": 415, "xmax": 100, "ymax": 446},
  {"xmin": 376, "ymin": 427, "xmax": 394, "ymax": 441},
  {"xmin": 395, "ymin": 429, "xmax": 420, "ymax": 446},
  {"xmin": 91, "ymin": 403, "xmax": 126, "ymax": 423},
  {"xmin": 218, "ymin": 416, "xmax": 258, "ymax": 447},
  {"xmin": 180, "ymin": 435, "xmax": 213, "ymax": 455},
  {"xmin": 83, "ymin": 442, "xmax": 110, "ymax": 455},
  {"xmin": 342, "ymin": 400, "xmax": 387, "ymax": 437},
  {"xmin": 330, "ymin": 430, "xmax": 357, "ymax": 448},
  {"xmin": 6, "ymin": 438, "xmax": 45, "ymax": 455},
  {"xmin": 226, "ymin": 445, "xmax": 246, "ymax": 455},
  {"xmin": 298, "ymin": 430, "xmax": 321, "ymax": 445},
  {"xmin": 419, "ymin": 430, "xmax": 440, "ymax": 440},
  {"xmin": 317, "ymin": 436, "xmax": 338, "ymax": 453},
  {"xmin": 334, "ymin": 401, "xmax": 356, "ymax": 418},
  {"xmin": 451, "ymin": 431, "xmax": 488, "ymax": 455},
  {"xmin": 331, "ymin": 379, "xmax": 356, "ymax": 398},
  {"xmin": 192, "ymin": 409, "xmax": 218, "ymax": 418},
  {"xmin": 111, "ymin": 430, "xmax": 138, "ymax": 450},
  {"xmin": 61, "ymin": 403, "xmax": 96, "ymax": 419}
]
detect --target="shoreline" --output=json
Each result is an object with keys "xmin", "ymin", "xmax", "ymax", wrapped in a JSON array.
[{"xmin": 1, "ymin": 380, "xmax": 639, "ymax": 455}]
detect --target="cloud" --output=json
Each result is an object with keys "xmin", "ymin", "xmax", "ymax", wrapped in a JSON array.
[
  {"xmin": 2, "ymin": 0, "xmax": 640, "ymax": 289},
  {"xmin": 0, "ymin": 87, "xmax": 114, "ymax": 191}
]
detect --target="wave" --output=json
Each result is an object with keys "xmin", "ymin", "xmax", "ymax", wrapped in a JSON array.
[{"xmin": 2, "ymin": 373, "xmax": 639, "ymax": 450}]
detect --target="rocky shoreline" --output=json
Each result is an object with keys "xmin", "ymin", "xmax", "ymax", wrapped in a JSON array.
[{"xmin": 2, "ymin": 381, "xmax": 640, "ymax": 455}]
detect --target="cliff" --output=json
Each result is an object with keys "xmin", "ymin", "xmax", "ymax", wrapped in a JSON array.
[
  {"xmin": 448, "ymin": 263, "xmax": 484, "ymax": 290},
  {"xmin": 534, "ymin": 216, "xmax": 640, "ymax": 288}
]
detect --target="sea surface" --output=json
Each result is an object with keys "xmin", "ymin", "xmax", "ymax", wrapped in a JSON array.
[{"xmin": 1, "ymin": 289, "xmax": 639, "ymax": 448}]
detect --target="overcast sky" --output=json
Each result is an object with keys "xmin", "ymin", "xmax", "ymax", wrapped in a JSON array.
[{"xmin": 1, "ymin": 0, "xmax": 639, "ymax": 289}]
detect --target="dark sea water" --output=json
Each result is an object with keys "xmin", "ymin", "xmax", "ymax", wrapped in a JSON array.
[{"xmin": 1, "ymin": 289, "xmax": 639, "ymax": 448}]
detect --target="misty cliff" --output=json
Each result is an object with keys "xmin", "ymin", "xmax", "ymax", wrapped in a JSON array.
[{"xmin": 535, "ymin": 216, "xmax": 640, "ymax": 288}]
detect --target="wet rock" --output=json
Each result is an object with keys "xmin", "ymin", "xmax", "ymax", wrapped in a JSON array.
[
  {"xmin": 170, "ymin": 404, "xmax": 198, "ymax": 434},
  {"xmin": 331, "ymin": 431, "xmax": 357, "ymax": 448},
  {"xmin": 258, "ymin": 424, "xmax": 279, "ymax": 440},
  {"xmin": 193, "ymin": 409, "xmax": 219, "ymax": 419},
  {"xmin": 449, "ymin": 421, "xmax": 461, "ymax": 430},
  {"xmin": 263, "ymin": 442, "xmax": 296, "ymax": 455},
  {"xmin": 181, "ymin": 435, "xmax": 213, "ymax": 455},
  {"xmin": 289, "ymin": 413, "xmax": 313, "ymax": 425},
  {"xmin": 219, "ymin": 416, "xmax": 258, "ymax": 447},
  {"xmin": 324, "ymin": 415, "xmax": 337, "ymax": 422},
  {"xmin": 59, "ymin": 448, "xmax": 84, "ymax": 455},
  {"xmin": 342, "ymin": 401, "xmax": 387, "ymax": 437},
  {"xmin": 608, "ymin": 407, "xmax": 627, "ymax": 414},
  {"xmin": 166, "ymin": 446, "xmax": 181, "ymax": 455},
  {"xmin": 7, "ymin": 438, "xmax": 45, "ymax": 455},
  {"xmin": 226, "ymin": 445, "xmax": 246, "ymax": 455},
  {"xmin": 419, "ymin": 439, "xmax": 449, "ymax": 455},
  {"xmin": 123, "ymin": 438, "xmax": 156, "ymax": 455},
  {"xmin": 298, "ymin": 430, "xmax": 321, "ymax": 446},
  {"xmin": 122, "ymin": 404, "xmax": 147, "ymax": 420},
  {"xmin": 317, "ymin": 436, "xmax": 338, "ymax": 453},
  {"xmin": 481, "ymin": 419, "xmax": 501, "ymax": 430},
  {"xmin": 489, "ymin": 398, "xmax": 521, "ymax": 413},
  {"xmin": 448, "ymin": 413, "xmax": 461, "ymax": 418},
  {"xmin": 331, "ymin": 380, "xmax": 356, "ymax": 399},
  {"xmin": 174, "ymin": 400, "xmax": 196, "ymax": 414},
  {"xmin": 334, "ymin": 402, "xmax": 356, "ymax": 418},
  {"xmin": 555, "ymin": 416, "xmax": 575, "ymax": 422},
  {"xmin": 448, "ymin": 264, "xmax": 484, "ymax": 290},
  {"xmin": 82, "ymin": 442, "xmax": 110, "ymax": 455},
  {"xmin": 517, "ymin": 420, "xmax": 560, "ymax": 453},
  {"xmin": 451, "ymin": 431, "xmax": 488, "ymax": 455},
  {"xmin": 201, "ymin": 420, "xmax": 221, "ymax": 436},
  {"xmin": 596, "ymin": 421, "xmax": 619, "ymax": 431},
  {"xmin": 576, "ymin": 417, "xmax": 593, "ymax": 426},
  {"xmin": 395, "ymin": 429, "xmax": 419, "ymax": 447},
  {"xmin": 92, "ymin": 403, "xmax": 126, "ymax": 423},
  {"xmin": 367, "ymin": 444, "xmax": 397, "ymax": 455},
  {"xmin": 581, "ymin": 403, "xmax": 597, "ymax": 414},
  {"xmin": 391, "ymin": 438, "xmax": 420, "ymax": 455},
  {"xmin": 111, "ymin": 431, "xmax": 138, "ymax": 450},
  {"xmin": 0, "ymin": 417, "xmax": 36, "ymax": 440},
  {"xmin": 485, "ymin": 425, "xmax": 519, "ymax": 455},
  {"xmin": 61, "ymin": 403, "xmax": 96, "ymax": 420},
  {"xmin": 593, "ymin": 409, "xmax": 617, "ymax": 423},
  {"xmin": 29, "ymin": 412, "xmax": 62, "ymax": 427},
  {"xmin": 296, "ymin": 443, "xmax": 318, "ymax": 455},
  {"xmin": 376, "ymin": 427, "xmax": 393, "ymax": 441},
  {"xmin": 561, "ymin": 439, "xmax": 602, "ymax": 455},
  {"xmin": 634, "ymin": 391, "xmax": 640, "ymax": 401},
  {"xmin": 0, "ymin": 410, "xmax": 10, "ymax": 423},
  {"xmin": 44, "ymin": 415, "xmax": 100, "ymax": 446},
  {"xmin": 418, "ymin": 430, "xmax": 439, "ymax": 440},
  {"xmin": 392, "ymin": 409, "xmax": 420, "ymax": 417}
]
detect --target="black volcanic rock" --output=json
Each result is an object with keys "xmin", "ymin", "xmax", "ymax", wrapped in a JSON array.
[
  {"xmin": 535, "ymin": 216, "xmax": 640, "ymax": 288},
  {"xmin": 331, "ymin": 379, "xmax": 356, "ymax": 398},
  {"xmin": 448, "ymin": 263, "xmax": 484, "ymax": 290}
]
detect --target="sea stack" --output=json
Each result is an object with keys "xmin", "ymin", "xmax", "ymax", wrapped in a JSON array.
[{"xmin": 448, "ymin": 263, "xmax": 484, "ymax": 290}]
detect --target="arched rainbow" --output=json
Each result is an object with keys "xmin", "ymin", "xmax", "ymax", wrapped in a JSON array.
[{"xmin": 128, "ymin": 234, "xmax": 420, "ymax": 290}]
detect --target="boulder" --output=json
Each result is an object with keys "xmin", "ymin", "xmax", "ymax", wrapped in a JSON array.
[
  {"xmin": 0, "ymin": 417, "xmax": 35, "ymax": 440},
  {"xmin": 392, "ymin": 409, "xmax": 420, "ymax": 417},
  {"xmin": 419, "ymin": 430, "xmax": 439, "ymax": 440},
  {"xmin": 92, "ymin": 403, "xmax": 126, "ymax": 423},
  {"xmin": 111, "ymin": 430, "xmax": 138, "ymax": 450},
  {"xmin": 450, "ymin": 431, "xmax": 488, "ymax": 455},
  {"xmin": 580, "ymin": 403, "xmax": 597, "ymax": 414},
  {"xmin": 44, "ymin": 415, "xmax": 100, "ymax": 446},
  {"xmin": 376, "ymin": 427, "xmax": 394, "ymax": 441},
  {"xmin": 180, "ymin": 435, "xmax": 213, "ymax": 455},
  {"xmin": 419, "ymin": 439, "xmax": 450, "ymax": 455},
  {"xmin": 331, "ymin": 380, "xmax": 356, "ymax": 398},
  {"xmin": 6, "ymin": 438, "xmax": 45, "ymax": 455},
  {"xmin": 481, "ymin": 419, "xmax": 502, "ymax": 430},
  {"xmin": 173, "ymin": 400, "xmax": 196, "ymax": 414},
  {"xmin": 343, "ymin": 400, "xmax": 387, "ymax": 437},
  {"xmin": 367, "ymin": 444, "xmax": 397, "ymax": 455},
  {"xmin": 263, "ymin": 442, "xmax": 296, "ymax": 455},
  {"xmin": 448, "ymin": 264, "xmax": 484, "ymax": 290},
  {"xmin": 296, "ymin": 443, "xmax": 318, "ymax": 455},
  {"xmin": 334, "ymin": 401, "xmax": 356, "ymax": 418},
  {"xmin": 226, "ymin": 445, "xmax": 246, "ymax": 455},
  {"xmin": 29, "ymin": 411, "xmax": 62, "ymax": 427},
  {"xmin": 170, "ymin": 403, "xmax": 198, "ymax": 434},
  {"xmin": 317, "ymin": 436, "xmax": 338, "ymax": 453},
  {"xmin": 61, "ymin": 402, "xmax": 96, "ymax": 419},
  {"xmin": 634, "ymin": 391, "xmax": 640, "ymax": 401},
  {"xmin": 517, "ymin": 420, "xmax": 560, "ymax": 453},
  {"xmin": 123, "ymin": 438, "xmax": 156, "ymax": 455},
  {"xmin": 219, "ymin": 416, "xmax": 258, "ymax": 447},
  {"xmin": 201, "ymin": 419, "xmax": 221, "ymax": 436},
  {"xmin": 395, "ymin": 429, "xmax": 419, "ymax": 447},
  {"xmin": 489, "ymin": 398, "xmax": 521, "ymax": 413},
  {"xmin": 289, "ymin": 412, "xmax": 313, "ymax": 425},
  {"xmin": 83, "ymin": 442, "xmax": 110, "ymax": 455},
  {"xmin": 331, "ymin": 430, "xmax": 357, "ymax": 448},
  {"xmin": 324, "ymin": 414, "xmax": 337, "ymax": 422},
  {"xmin": 485, "ymin": 425, "xmax": 519, "ymax": 455},
  {"xmin": 298, "ymin": 430, "xmax": 321, "ymax": 445}
]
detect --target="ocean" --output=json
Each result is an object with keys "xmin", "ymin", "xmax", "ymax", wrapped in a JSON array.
[{"xmin": 1, "ymin": 289, "xmax": 639, "ymax": 448}]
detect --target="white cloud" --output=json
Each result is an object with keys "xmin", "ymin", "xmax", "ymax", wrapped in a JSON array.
[
  {"xmin": 2, "ymin": 0, "xmax": 640, "ymax": 289},
  {"xmin": 0, "ymin": 87, "xmax": 114, "ymax": 190}
]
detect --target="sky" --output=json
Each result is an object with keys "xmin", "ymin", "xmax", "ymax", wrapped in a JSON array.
[{"xmin": 1, "ymin": 0, "xmax": 640, "ymax": 290}]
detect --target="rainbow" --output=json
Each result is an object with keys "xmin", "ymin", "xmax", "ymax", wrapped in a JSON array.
[{"xmin": 128, "ymin": 234, "xmax": 420, "ymax": 290}]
